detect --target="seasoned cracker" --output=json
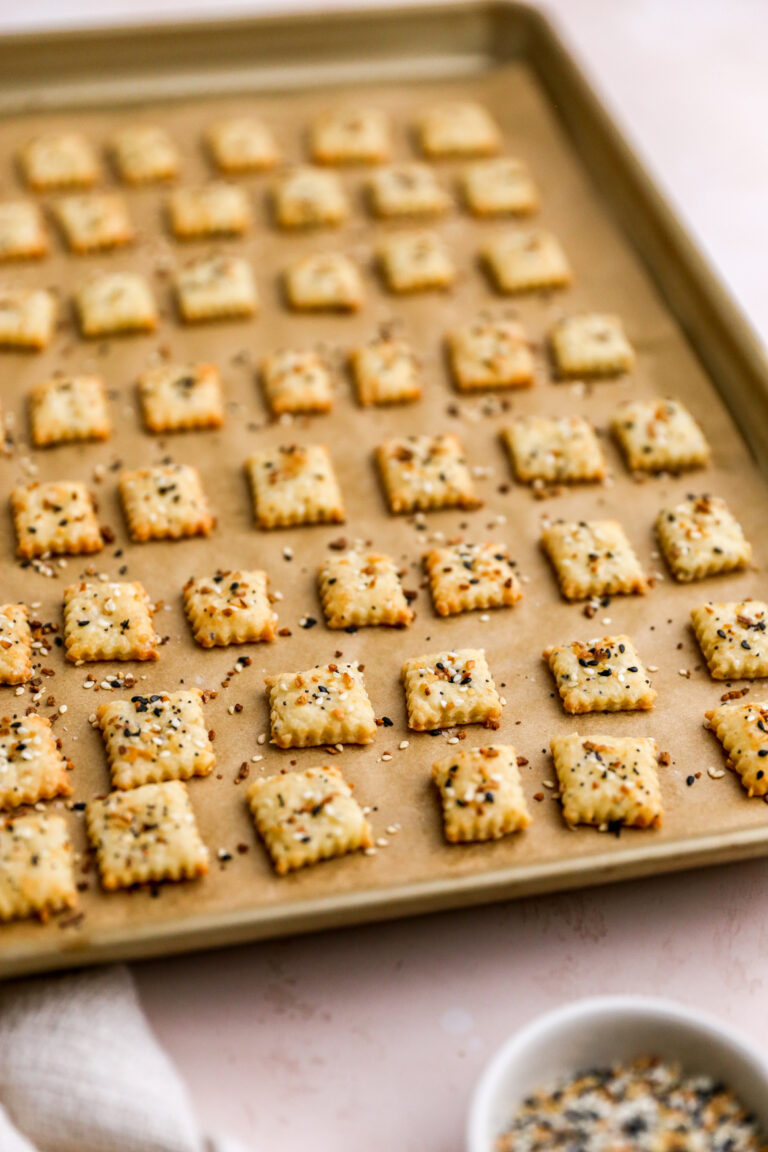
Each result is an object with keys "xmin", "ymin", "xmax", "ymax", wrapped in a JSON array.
[
  {"xmin": 462, "ymin": 157, "xmax": 539, "ymax": 216},
  {"xmin": 261, "ymin": 349, "xmax": 333, "ymax": 415},
  {"xmin": 403, "ymin": 648, "xmax": 502, "ymax": 731},
  {"xmin": 483, "ymin": 228, "xmax": 571, "ymax": 294},
  {"xmin": 417, "ymin": 103, "xmax": 501, "ymax": 158},
  {"xmin": 29, "ymin": 374, "xmax": 111, "ymax": 447},
  {"xmin": 20, "ymin": 132, "xmax": 99, "ymax": 190},
  {"xmin": 376, "ymin": 433, "xmax": 479, "ymax": 514},
  {"xmin": 378, "ymin": 230, "xmax": 455, "ymax": 293},
  {"xmin": 96, "ymin": 691, "xmax": 215, "ymax": 790},
  {"xmin": 432, "ymin": 745, "xmax": 531, "ymax": 842},
  {"xmin": 705, "ymin": 701, "xmax": 768, "ymax": 797},
  {"xmin": 247, "ymin": 765, "xmax": 372, "ymax": 875},
  {"xmin": 541, "ymin": 519, "xmax": 648, "ymax": 601},
  {"xmin": 76, "ymin": 272, "xmax": 157, "ymax": 338},
  {"xmin": 691, "ymin": 601, "xmax": 768, "ymax": 680},
  {"xmin": 138, "ymin": 362, "xmax": 224, "ymax": 433},
  {"xmin": 350, "ymin": 336, "xmax": 422, "ymax": 406},
  {"xmin": 175, "ymin": 255, "xmax": 258, "ymax": 323},
  {"xmin": 0, "ymin": 714, "xmax": 71, "ymax": 810},
  {"xmin": 284, "ymin": 252, "xmax": 363, "ymax": 311},
  {"xmin": 502, "ymin": 416, "xmax": 605, "ymax": 484},
  {"xmin": 111, "ymin": 125, "xmax": 179, "ymax": 185},
  {"xmin": 206, "ymin": 116, "xmax": 279, "ymax": 173},
  {"xmin": 368, "ymin": 163, "xmax": 451, "ymax": 218},
  {"xmin": 550, "ymin": 313, "xmax": 635, "ymax": 378},
  {"xmin": 119, "ymin": 464, "xmax": 215, "ymax": 542},
  {"xmin": 86, "ymin": 781, "xmax": 208, "ymax": 890},
  {"xmin": 311, "ymin": 108, "xmax": 390, "ymax": 165},
  {"xmin": 0, "ymin": 605, "xmax": 33, "ymax": 686},
  {"xmin": 551, "ymin": 733, "xmax": 663, "ymax": 830},
  {"xmin": 274, "ymin": 167, "xmax": 349, "ymax": 229},
  {"xmin": 543, "ymin": 634, "xmax": 656, "ymax": 714},
  {"xmin": 657, "ymin": 494, "xmax": 751, "ymax": 583},
  {"xmin": 54, "ymin": 192, "xmax": 133, "ymax": 253},
  {"xmin": 318, "ymin": 549, "xmax": 413, "ymax": 629},
  {"xmin": 11, "ymin": 480, "xmax": 103, "ymax": 559},
  {"xmin": 63, "ymin": 580, "xmax": 159, "ymax": 664},
  {"xmin": 246, "ymin": 443, "xmax": 345, "ymax": 529},
  {"xmin": 424, "ymin": 541, "xmax": 522, "ymax": 617},
  {"xmin": 266, "ymin": 662, "xmax": 376, "ymax": 748},
  {"xmin": 0, "ymin": 200, "xmax": 48, "ymax": 261},
  {"xmin": 0, "ymin": 287, "xmax": 56, "ymax": 350},
  {"xmin": 167, "ymin": 182, "xmax": 251, "ymax": 239},
  {"xmin": 611, "ymin": 398, "xmax": 710, "ymax": 474},
  {"xmin": 448, "ymin": 318, "xmax": 534, "ymax": 391},
  {"xmin": 0, "ymin": 813, "xmax": 76, "ymax": 922},
  {"xmin": 183, "ymin": 569, "xmax": 277, "ymax": 647}
]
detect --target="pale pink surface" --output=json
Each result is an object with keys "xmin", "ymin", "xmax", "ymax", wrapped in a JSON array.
[{"xmin": 7, "ymin": 1, "xmax": 768, "ymax": 1148}]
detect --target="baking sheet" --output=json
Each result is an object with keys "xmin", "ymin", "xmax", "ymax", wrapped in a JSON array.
[{"xmin": 1, "ymin": 25, "xmax": 768, "ymax": 977}]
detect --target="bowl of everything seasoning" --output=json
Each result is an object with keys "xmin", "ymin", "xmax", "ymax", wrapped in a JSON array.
[{"xmin": 468, "ymin": 995, "xmax": 768, "ymax": 1152}]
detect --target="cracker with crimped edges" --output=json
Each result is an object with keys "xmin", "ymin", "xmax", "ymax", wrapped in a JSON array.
[
  {"xmin": 246, "ymin": 443, "xmax": 345, "ymax": 529},
  {"xmin": 138, "ymin": 362, "xmax": 224, "ymax": 433},
  {"xmin": 64, "ymin": 580, "xmax": 159, "ymax": 664},
  {"xmin": 349, "ymin": 337, "xmax": 422, "ymax": 406},
  {"xmin": 11, "ymin": 480, "xmax": 103, "ymax": 559},
  {"xmin": 543, "ymin": 634, "xmax": 656, "ymax": 714},
  {"xmin": 206, "ymin": 117, "xmax": 278, "ymax": 173},
  {"xmin": 0, "ymin": 287, "xmax": 55, "ymax": 349},
  {"xmin": 76, "ymin": 272, "xmax": 157, "ymax": 337},
  {"xmin": 285, "ymin": 252, "xmax": 363, "ymax": 311},
  {"xmin": 424, "ymin": 541, "xmax": 522, "ymax": 616},
  {"xmin": 183, "ymin": 569, "xmax": 277, "ymax": 647},
  {"xmin": 656, "ymin": 494, "xmax": 751, "ymax": 583},
  {"xmin": 167, "ymin": 182, "xmax": 251, "ymax": 239},
  {"xmin": 449, "ymin": 318, "xmax": 534, "ymax": 391},
  {"xmin": 612, "ymin": 398, "xmax": 710, "ymax": 474},
  {"xmin": 274, "ymin": 168, "xmax": 348, "ymax": 229},
  {"xmin": 503, "ymin": 415, "xmax": 605, "ymax": 484},
  {"xmin": 0, "ymin": 813, "xmax": 77, "ymax": 922},
  {"xmin": 54, "ymin": 192, "xmax": 133, "ymax": 253},
  {"xmin": 378, "ymin": 230, "xmax": 455, "ymax": 293},
  {"xmin": 175, "ymin": 255, "xmax": 258, "ymax": 322},
  {"xmin": 377, "ymin": 433, "xmax": 479, "ymax": 514},
  {"xmin": 402, "ymin": 648, "xmax": 502, "ymax": 731},
  {"xmin": 311, "ymin": 108, "xmax": 390, "ymax": 165},
  {"xmin": 432, "ymin": 745, "xmax": 531, "ymax": 843},
  {"xmin": 691, "ymin": 601, "xmax": 768, "ymax": 681},
  {"xmin": 483, "ymin": 228, "xmax": 571, "ymax": 294},
  {"xmin": 462, "ymin": 158, "xmax": 539, "ymax": 216},
  {"xmin": 261, "ymin": 349, "xmax": 333, "ymax": 415},
  {"xmin": 30, "ymin": 374, "xmax": 111, "ymax": 447},
  {"xmin": 0, "ymin": 605, "xmax": 33, "ymax": 686},
  {"xmin": 368, "ymin": 163, "xmax": 450, "ymax": 218},
  {"xmin": 266, "ymin": 662, "xmax": 376, "ymax": 748},
  {"xmin": 0, "ymin": 200, "xmax": 48, "ymax": 261},
  {"xmin": 119, "ymin": 464, "xmax": 215, "ymax": 542},
  {"xmin": 550, "ymin": 313, "xmax": 635, "ymax": 378},
  {"xmin": 705, "ymin": 701, "xmax": 768, "ymax": 798},
  {"xmin": 551, "ymin": 733, "xmax": 662, "ymax": 830},
  {"xmin": 20, "ymin": 132, "xmax": 99, "ymax": 190},
  {"xmin": 0, "ymin": 714, "xmax": 71, "ymax": 810},
  {"xmin": 318, "ymin": 549, "xmax": 413, "ymax": 629},
  {"xmin": 541, "ymin": 519, "xmax": 647, "ymax": 601},
  {"xmin": 111, "ymin": 125, "xmax": 179, "ymax": 184},
  {"xmin": 96, "ymin": 691, "xmax": 214, "ymax": 790},
  {"xmin": 417, "ymin": 103, "xmax": 501, "ymax": 158}
]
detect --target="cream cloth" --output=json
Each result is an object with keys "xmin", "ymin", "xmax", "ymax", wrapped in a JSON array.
[{"xmin": 0, "ymin": 965, "xmax": 250, "ymax": 1152}]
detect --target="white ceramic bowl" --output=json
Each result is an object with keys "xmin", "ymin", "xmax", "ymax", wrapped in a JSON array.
[{"xmin": 468, "ymin": 995, "xmax": 768, "ymax": 1152}]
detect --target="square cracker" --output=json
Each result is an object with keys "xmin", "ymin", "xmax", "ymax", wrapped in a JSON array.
[
  {"xmin": 377, "ymin": 433, "xmax": 479, "ymax": 514},
  {"xmin": 183, "ymin": 569, "xmax": 277, "ymax": 647},
  {"xmin": 274, "ymin": 168, "xmax": 349, "ymax": 229},
  {"xmin": 261, "ymin": 349, "xmax": 333, "ymax": 415},
  {"xmin": 111, "ymin": 125, "xmax": 179, "ymax": 184},
  {"xmin": 86, "ymin": 780, "xmax": 209, "ymax": 890},
  {"xmin": 64, "ymin": 580, "xmax": 159, "ymax": 664},
  {"xmin": 311, "ymin": 108, "xmax": 390, "ymax": 165},
  {"xmin": 206, "ymin": 116, "xmax": 278, "ymax": 173},
  {"xmin": 30, "ymin": 374, "xmax": 111, "ymax": 447},
  {"xmin": 11, "ymin": 480, "xmax": 103, "ymax": 559},
  {"xmin": 0, "ymin": 200, "xmax": 48, "ymax": 261},
  {"xmin": 167, "ymin": 182, "xmax": 251, "ymax": 239},
  {"xmin": 54, "ymin": 192, "xmax": 133, "ymax": 253},
  {"xmin": 448, "ymin": 319, "xmax": 534, "ymax": 391},
  {"xmin": 266, "ymin": 662, "xmax": 377, "ymax": 748},
  {"xmin": 0, "ymin": 714, "xmax": 71, "ymax": 810},
  {"xmin": 247, "ymin": 765, "xmax": 373, "ymax": 875},
  {"xmin": 175, "ymin": 255, "xmax": 258, "ymax": 323},
  {"xmin": 656, "ymin": 494, "xmax": 751, "ymax": 583},
  {"xmin": 424, "ymin": 541, "xmax": 522, "ymax": 617},
  {"xmin": 318, "ymin": 549, "xmax": 413, "ymax": 629},
  {"xmin": 432, "ymin": 745, "xmax": 531, "ymax": 843},
  {"xmin": 503, "ymin": 416, "xmax": 605, "ymax": 484},
  {"xmin": 550, "ymin": 313, "xmax": 635, "ymax": 378},
  {"xmin": 0, "ymin": 288, "xmax": 56, "ymax": 350},
  {"xmin": 403, "ymin": 648, "xmax": 502, "ymax": 731},
  {"xmin": 0, "ymin": 813, "xmax": 77, "ymax": 923},
  {"xmin": 611, "ymin": 398, "xmax": 710, "ymax": 474},
  {"xmin": 417, "ymin": 102, "xmax": 501, "ymax": 158},
  {"xmin": 138, "ymin": 362, "xmax": 224, "ymax": 433},
  {"xmin": 350, "ymin": 337, "xmax": 422, "ymax": 407},
  {"xmin": 551, "ymin": 733, "xmax": 662, "ymax": 830},
  {"xmin": 119, "ymin": 463, "xmax": 215, "ymax": 542},
  {"xmin": 246, "ymin": 443, "xmax": 345, "ymax": 529},
  {"xmin": 483, "ymin": 228, "xmax": 571, "ymax": 294},
  {"xmin": 705, "ymin": 701, "xmax": 768, "ymax": 798},
  {"xmin": 543, "ymin": 634, "xmax": 656, "ymax": 714},
  {"xmin": 691, "ymin": 601, "xmax": 768, "ymax": 681},
  {"xmin": 20, "ymin": 132, "xmax": 99, "ymax": 190},
  {"xmin": 76, "ymin": 272, "xmax": 157, "ymax": 338},
  {"xmin": 0, "ymin": 604, "xmax": 33, "ymax": 686},
  {"xmin": 96, "ymin": 691, "xmax": 215, "ymax": 790},
  {"xmin": 368, "ymin": 164, "xmax": 451, "ymax": 218},
  {"xmin": 285, "ymin": 252, "xmax": 363, "ymax": 311},
  {"xmin": 378, "ymin": 230, "xmax": 455, "ymax": 293},
  {"xmin": 462, "ymin": 158, "xmax": 539, "ymax": 217},
  {"xmin": 541, "ymin": 519, "xmax": 648, "ymax": 601}
]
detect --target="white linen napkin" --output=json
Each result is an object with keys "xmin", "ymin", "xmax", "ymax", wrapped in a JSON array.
[{"xmin": 0, "ymin": 964, "xmax": 251, "ymax": 1152}]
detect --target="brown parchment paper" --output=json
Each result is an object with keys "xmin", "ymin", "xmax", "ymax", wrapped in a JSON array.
[{"xmin": 1, "ymin": 57, "xmax": 767, "ymax": 977}]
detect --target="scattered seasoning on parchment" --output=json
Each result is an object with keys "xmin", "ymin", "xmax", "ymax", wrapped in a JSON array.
[{"xmin": 496, "ymin": 1056, "xmax": 768, "ymax": 1152}]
